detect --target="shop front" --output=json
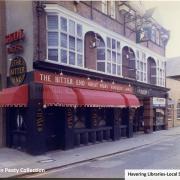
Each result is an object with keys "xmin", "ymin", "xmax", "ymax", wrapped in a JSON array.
[
  {"xmin": 134, "ymin": 85, "xmax": 168, "ymax": 134},
  {"xmin": 0, "ymin": 70, "xmax": 140, "ymax": 155},
  {"xmin": 152, "ymin": 97, "xmax": 166, "ymax": 131}
]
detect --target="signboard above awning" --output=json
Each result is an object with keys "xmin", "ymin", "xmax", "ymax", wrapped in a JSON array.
[{"xmin": 34, "ymin": 71, "xmax": 133, "ymax": 94}]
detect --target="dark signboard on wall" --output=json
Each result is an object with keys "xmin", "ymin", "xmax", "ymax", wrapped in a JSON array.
[
  {"xmin": 134, "ymin": 87, "xmax": 150, "ymax": 97},
  {"xmin": 9, "ymin": 56, "xmax": 27, "ymax": 86}
]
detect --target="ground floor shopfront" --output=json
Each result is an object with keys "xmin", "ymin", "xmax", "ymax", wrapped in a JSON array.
[{"xmin": 0, "ymin": 66, "xmax": 168, "ymax": 155}]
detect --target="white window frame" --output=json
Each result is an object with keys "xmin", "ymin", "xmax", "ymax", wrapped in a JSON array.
[
  {"xmin": 101, "ymin": 0, "xmax": 116, "ymax": 19},
  {"xmin": 101, "ymin": 0, "xmax": 108, "ymax": 15},
  {"xmin": 106, "ymin": 37, "xmax": 122, "ymax": 76},
  {"xmin": 156, "ymin": 59, "xmax": 165, "ymax": 87},
  {"xmin": 136, "ymin": 51, "xmax": 147, "ymax": 83},
  {"xmin": 46, "ymin": 13, "xmax": 84, "ymax": 68},
  {"xmin": 109, "ymin": 1, "xmax": 116, "ymax": 19},
  {"xmin": 97, "ymin": 37, "xmax": 106, "ymax": 72}
]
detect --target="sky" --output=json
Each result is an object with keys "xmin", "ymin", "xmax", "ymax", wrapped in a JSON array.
[{"xmin": 143, "ymin": 1, "xmax": 180, "ymax": 58}]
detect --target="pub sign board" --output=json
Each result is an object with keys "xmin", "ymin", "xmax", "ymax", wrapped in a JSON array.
[
  {"xmin": 9, "ymin": 56, "xmax": 27, "ymax": 86},
  {"xmin": 34, "ymin": 71, "xmax": 133, "ymax": 94},
  {"xmin": 5, "ymin": 29, "xmax": 25, "ymax": 54}
]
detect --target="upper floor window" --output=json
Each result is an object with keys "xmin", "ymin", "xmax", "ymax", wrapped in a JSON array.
[
  {"xmin": 101, "ymin": 0, "xmax": 116, "ymax": 19},
  {"xmin": 137, "ymin": 26, "xmax": 168, "ymax": 48},
  {"xmin": 122, "ymin": 46, "xmax": 136, "ymax": 79},
  {"xmin": 106, "ymin": 37, "xmax": 121, "ymax": 76},
  {"xmin": 47, "ymin": 14, "xmax": 84, "ymax": 67},
  {"xmin": 102, "ymin": 0, "xmax": 108, "ymax": 14},
  {"xmin": 167, "ymin": 103, "xmax": 174, "ymax": 121},
  {"xmin": 136, "ymin": 51, "xmax": 147, "ymax": 82},
  {"xmin": 157, "ymin": 60, "xmax": 165, "ymax": 87},
  {"xmin": 151, "ymin": 27, "xmax": 156, "ymax": 43},
  {"xmin": 147, "ymin": 57, "xmax": 156, "ymax": 85},
  {"xmin": 97, "ymin": 35, "xmax": 106, "ymax": 72}
]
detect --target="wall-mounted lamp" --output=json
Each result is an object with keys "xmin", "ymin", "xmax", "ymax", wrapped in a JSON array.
[
  {"xmin": 60, "ymin": 70, "xmax": 63, "ymax": 76},
  {"xmin": 89, "ymin": 33, "xmax": 100, "ymax": 49},
  {"xmin": 43, "ymin": 104, "xmax": 47, "ymax": 108}
]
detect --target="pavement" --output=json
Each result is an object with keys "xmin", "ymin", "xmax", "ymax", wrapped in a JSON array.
[{"xmin": 0, "ymin": 126, "xmax": 180, "ymax": 178}]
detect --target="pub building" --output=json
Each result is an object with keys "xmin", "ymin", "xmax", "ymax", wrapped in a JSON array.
[{"xmin": 0, "ymin": 1, "xmax": 169, "ymax": 155}]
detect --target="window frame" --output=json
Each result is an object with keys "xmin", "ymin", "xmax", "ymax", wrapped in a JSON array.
[
  {"xmin": 46, "ymin": 13, "xmax": 84, "ymax": 68},
  {"xmin": 177, "ymin": 102, "xmax": 180, "ymax": 119},
  {"xmin": 101, "ymin": 0, "xmax": 116, "ymax": 19},
  {"xmin": 136, "ymin": 51, "xmax": 147, "ymax": 83},
  {"xmin": 106, "ymin": 37, "xmax": 122, "ymax": 76},
  {"xmin": 167, "ymin": 104, "xmax": 174, "ymax": 121}
]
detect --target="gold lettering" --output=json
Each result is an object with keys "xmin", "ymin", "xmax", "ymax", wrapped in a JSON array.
[
  {"xmin": 40, "ymin": 74, "xmax": 52, "ymax": 82},
  {"xmin": 54, "ymin": 76, "xmax": 64, "ymax": 83},
  {"xmin": 75, "ymin": 79, "xmax": 85, "ymax": 86},
  {"xmin": 99, "ymin": 83, "xmax": 108, "ymax": 89},
  {"xmin": 63, "ymin": 77, "xmax": 73, "ymax": 85},
  {"xmin": 87, "ymin": 81, "xmax": 98, "ymax": 88}
]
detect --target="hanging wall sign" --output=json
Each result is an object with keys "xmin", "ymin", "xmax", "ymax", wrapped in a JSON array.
[
  {"xmin": 36, "ymin": 107, "xmax": 44, "ymax": 132},
  {"xmin": 9, "ymin": 56, "xmax": 27, "ymax": 86},
  {"xmin": 66, "ymin": 108, "xmax": 74, "ymax": 128}
]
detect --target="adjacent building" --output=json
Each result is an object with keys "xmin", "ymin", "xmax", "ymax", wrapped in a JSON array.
[
  {"xmin": 0, "ymin": 1, "xmax": 169, "ymax": 155},
  {"xmin": 166, "ymin": 57, "xmax": 180, "ymax": 128}
]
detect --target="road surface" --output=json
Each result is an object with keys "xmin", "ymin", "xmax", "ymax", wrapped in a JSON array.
[{"xmin": 27, "ymin": 133, "xmax": 180, "ymax": 178}]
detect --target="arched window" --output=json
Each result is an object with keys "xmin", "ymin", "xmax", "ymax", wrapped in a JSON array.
[
  {"xmin": 177, "ymin": 101, "xmax": 180, "ymax": 119},
  {"xmin": 122, "ymin": 46, "xmax": 136, "ymax": 79},
  {"xmin": 147, "ymin": 57, "xmax": 156, "ymax": 85},
  {"xmin": 97, "ymin": 35, "xmax": 105, "ymax": 72},
  {"xmin": 84, "ymin": 32, "xmax": 105, "ymax": 72}
]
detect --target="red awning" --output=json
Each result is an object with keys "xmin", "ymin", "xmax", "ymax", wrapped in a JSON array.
[
  {"xmin": 122, "ymin": 94, "xmax": 140, "ymax": 108},
  {"xmin": 74, "ymin": 88, "xmax": 126, "ymax": 107},
  {"xmin": 43, "ymin": 85, "xmax": 78, "ymax": 107},
  {"xmin": 0, "ymin": 84, "xmax": 28, "ymax": 107}
]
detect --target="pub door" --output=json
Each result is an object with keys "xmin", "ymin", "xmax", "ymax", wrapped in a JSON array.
[
  {"xmin": 44, "ymin": 107, "xmax": 65, "ymax": 151},
  {"xmin": 6, "ymin": 108, "xmax": 27, "ymax": 151},
  {"xmin": 133, "ymin": 106, "xmax": 144, "ymax": 133}
]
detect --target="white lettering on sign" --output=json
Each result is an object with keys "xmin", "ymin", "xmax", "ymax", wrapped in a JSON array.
[{"xmin": 153, "ymin": 97, "xmax": 166, "ymax": 107}]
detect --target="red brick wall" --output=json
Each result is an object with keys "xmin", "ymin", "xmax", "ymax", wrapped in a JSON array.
[
  {"xmin": 33, "ymin": 1, "xmax": 166, "ymax": 62},
  {"xmin": 143, "ymin": 97, "xmax": 153, "ymax": 133},
  {"xmin": 84, "ymin": 32, "xmax": 97, "ymax": 70}
]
